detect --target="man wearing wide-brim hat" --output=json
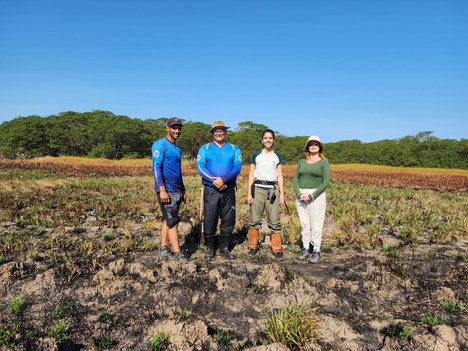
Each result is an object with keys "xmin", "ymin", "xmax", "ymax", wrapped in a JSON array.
[{"xmin": 197, "ymin": 120, "xmax": 242, "ymax": 260}]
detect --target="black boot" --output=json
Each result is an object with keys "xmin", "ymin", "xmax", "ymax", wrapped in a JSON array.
[
  {"xmin": 204, "ymin": 234, "xmax": 215, "ymax": 260},
  {"xmin": 220, "ymin": 235, "xmax": 235, "ymax": 260}
]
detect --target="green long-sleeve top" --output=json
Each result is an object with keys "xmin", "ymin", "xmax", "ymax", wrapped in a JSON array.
[{"xmin": 293, "ymin": 159, "xmax": 331, "ymax": 199}]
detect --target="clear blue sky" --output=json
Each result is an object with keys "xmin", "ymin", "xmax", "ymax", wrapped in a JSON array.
[{"xmin": 1, "ymin": 0, "xmax": 467, "ymax": 142}]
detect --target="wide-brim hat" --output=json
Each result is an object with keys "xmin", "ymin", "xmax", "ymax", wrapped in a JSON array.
[
  {"xmin": 304, "ymin": 135, "xmax": 324, "ymax": 150},
  {"xmin": 209, "ymin": 120, "xmax": 230, "ymax": 133}
]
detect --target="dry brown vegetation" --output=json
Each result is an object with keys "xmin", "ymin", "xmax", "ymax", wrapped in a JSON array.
[
  {"xmin": 0, "ymin": 157, "xmax": 467, "ymax": 350},
  {"xmin": 1, "ymin": 157, "xmax": 467, "ymax": 192}
]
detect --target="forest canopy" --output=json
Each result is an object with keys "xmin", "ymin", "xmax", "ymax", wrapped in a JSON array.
[{"xmin": 0, "ymin": 110, "xmax": 466, "ymax": 169}]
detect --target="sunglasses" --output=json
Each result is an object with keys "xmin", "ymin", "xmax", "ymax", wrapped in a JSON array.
[{"xmin": 308, "ymin": 142, "xmax": 320, "ymax": 147}]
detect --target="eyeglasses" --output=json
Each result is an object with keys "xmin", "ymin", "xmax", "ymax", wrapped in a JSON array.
[{"xmin": 308, "ymin": 142, "xmax": 320, "ymax": 147}]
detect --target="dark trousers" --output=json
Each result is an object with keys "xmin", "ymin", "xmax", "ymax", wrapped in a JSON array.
[{"xmin": 203, "ymin": 187, "xmax": 236, "ymax": 236}]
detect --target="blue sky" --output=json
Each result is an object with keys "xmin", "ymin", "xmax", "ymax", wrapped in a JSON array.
[{"xmin": 1, "ymin": 0, "xmax": 467, "ymax": 142}]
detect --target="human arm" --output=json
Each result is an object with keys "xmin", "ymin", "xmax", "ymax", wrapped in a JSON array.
[
  {"xmin": 196, "ymin": 145, "xmax": 215, "ymax": 183},
  {"xmin": 152, "ymin": 141, "xmax": 166, "ymax": 191},
  {"xmin": 247, "ymin": 163, "xmax": 255, "ymax": 204},
  {"xmin": 311, "ymin": 160, "xmax": 331, "ymax": 200},
  {"xmin": 277, "ymin": 164, "xmax": 285, "ymax": 205}
]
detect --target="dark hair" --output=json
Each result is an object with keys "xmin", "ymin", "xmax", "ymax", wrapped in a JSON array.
[{"xmin": 262, "ymin": 129, "xmax": 275, "ymax": 140}]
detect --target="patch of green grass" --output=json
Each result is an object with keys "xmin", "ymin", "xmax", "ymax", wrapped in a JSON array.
[
  {"xmin": 440, "ymin": 300, "xmax": 466, "ymax": 313},
  {"xmin": 8, "ymin": 297, "xmax": 27, "ymax": 314},
  {"xmin": 215, "ymin": 329, "xmax": 235, "ymax": 345},
  {"xmin": 420, "ymin": 313, "xmax": 451, "ymax": 326},
  {"xmin": 72, "ymin": 225, "xmax": 86, "ymax": 234},
  {"xmin": 94, "ymin": 336, "xmax": 114, "ymax": 350},
  {"xmin": 103, "ymin": 232, "xmax": 117, "ymax": 241},
  {"xmin": 97, "ymin": 309, "xmax": 115, "ymax": 323},
  {"xmin": 383, "ymin": 244, "xmax": 401, "ymax": 258},
  {"xmin": 0, "ymin": 323, "xmax": 19, "ymax": 347},
  {"xmin": 149, "ymin": 331, "xmax": 170, "ymax": 351},
  {"xmin": 49, "ymin": 320, "xmax": 69, "ymax": 341},
  {"xmin": 0, "ymin": 255, "xmax": 8, "ymax": 265},
  {"xmin": 382, "ymin": 321, "xmax": 413, "ymax": 344},
  {"xmin": 176, "ymin": 309, "xmax": 191, "ymax": 321},
  {"xmin": 252, "ymin": 283, "xmax": 265, "ymax": 294},
  {"xmin": 265, "ymin": 304, "xmax": 319, "ymax": 350},
  {"xmin": 51, "ymin": 303, "xmax": 70, "ymax": 320}
]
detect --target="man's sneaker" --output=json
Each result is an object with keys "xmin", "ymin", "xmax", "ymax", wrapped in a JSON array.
[
  {"xmin": 297, "ymin": 248, "xmax": 310, "ymax": 260},
  {"xmin": 248, "ymin": 248, "xmax": 259, "ymax": 256},
  {"xmin": 172, "ymin": 252, "xmax": 189, "ymax": 263},
  {"xmin": 310, "ymin": 251, "xmax": 320, "ymax": 263},
  {"xmin": 157, "ymin": 245, "xmax": 172, "ymax": 261},
  {"xmin": 273, "ymin": 251, "xmax": 284, "ymax": 261}
]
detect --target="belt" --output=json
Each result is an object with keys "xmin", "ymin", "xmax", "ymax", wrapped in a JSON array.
[{"xmin": 254, "ymin": 180, "xmax": 277, "ymax": 186}]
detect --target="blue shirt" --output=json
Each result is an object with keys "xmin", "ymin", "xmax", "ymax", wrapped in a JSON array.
[
  {"xmin": 151, "ymin": 137, "xmax": 185, "ymax": 192},
  {"xmin": 197, "ymin": 142, "xmax": 242, "ymax": 188}
]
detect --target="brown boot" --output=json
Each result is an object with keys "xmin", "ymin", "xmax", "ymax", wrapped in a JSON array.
[
  {"xmin": 271, "ymin": 233, "xmax": 282, "ymax": 253},
  {"xmin": 248, "ymin": 228, "xmax": 260, "ymax": 255}
]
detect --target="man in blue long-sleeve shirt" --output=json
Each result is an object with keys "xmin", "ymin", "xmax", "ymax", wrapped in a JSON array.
[
  {"xmin": 197, "ymin": 121, "xmax": 242, "ymax": 260},
  {"xmin": 152, "ymin": 117, "xmax": 188, "ymax": 262}
]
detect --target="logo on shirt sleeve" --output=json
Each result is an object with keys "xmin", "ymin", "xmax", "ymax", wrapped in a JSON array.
[
  {"xmin": 197, "ymin": 155, "xmax": 201, "ymax": 162},
  {"xmin": 153, "ymin": 150, "xmax": 160, "ymax": 158},
  {"xmin": 238, "ymin": 155, "xmax": 242, "ymax": 161}
]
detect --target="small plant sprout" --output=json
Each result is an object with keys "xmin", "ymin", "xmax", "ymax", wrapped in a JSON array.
[
  {"xmin": 420, "ymin": 313, "xmax": 451, "ymax": 326},
  {"xmin": 8, "ymin": 297, "xmax": 27, "ymax": 314},
  {"xmin": 103, "ymin": 232, "xmax": 117, "ymax": 241},
  {"xmin": 215, "ymin": 329, "xmax": 235, "ymax": 345},
  {"xmin": 440, "ymin": 300, "xmax": 466, "ymax": 313},
  {"xmin": 265, "ymin": 304, "xmax": 319, "ymax": 350},
  {"xmin": 149, "ymin": 331, "xmax": 170, "ymax": 351},
  {"xmin": 49, "ymin": 320, "xmax": 69, "ymax": 341},
  {"xmin": 382, "ymin": 321, "xmax": 413, "ymax": 344}
]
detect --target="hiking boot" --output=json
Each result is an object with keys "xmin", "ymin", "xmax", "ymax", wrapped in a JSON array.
[
  {"xmin": 204, "ymin": 246, "xmax": 215, "ymax": 260},
  {"xmin": 273, "ymin": 251, "xmax": 284, "ymax": 261},
  {"xmin": 220, "ymin": 247, "xmax": 235, "ymax": 260},
  {"xmin": 157, "ymin": 245, "xmax": 172, "ymax": 261},
  {"xmin": 172, "ymin": 252, "xmax": 189, "ymax": 263},
  {"xmin": 310, "ymin": 251, "xmax": 321, "ymax": 263},
  {"xmin": 297, "ymin": 248, "xmax": 310, "ymax": 260},
  {"xmin": 248, "ymin": 248, "xmax": 259, "ymax": 256}
]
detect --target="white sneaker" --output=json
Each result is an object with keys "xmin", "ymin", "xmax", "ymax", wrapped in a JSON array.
[{"xmin": 310, "ymin": 251, "xmax": 320, "ymax": 263}]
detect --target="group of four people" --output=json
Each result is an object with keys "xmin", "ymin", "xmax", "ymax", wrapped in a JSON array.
[{"xmin": 151, "ymin": 118, "xmax": 331, "ymax": 263}]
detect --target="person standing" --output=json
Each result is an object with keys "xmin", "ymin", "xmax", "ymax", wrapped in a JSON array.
[
  {"xmin": 197, "ymin": 121, "xmax": 242, "ymax": 260},
  {"xmin": 294, "ymin": 136, "xmax": 331, "ymax": 263},
  {"xmin": 152, "ymin": 117, "xmax": 188, "ymax": 262},
  {"xmin": 247, "ymin": 129, "xmax": 285, "ymax": 260}
]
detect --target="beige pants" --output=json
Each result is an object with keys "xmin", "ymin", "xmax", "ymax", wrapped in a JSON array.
[{"xmin": 295, "ymin": 188, "xmax": 326, "ymax": 251}]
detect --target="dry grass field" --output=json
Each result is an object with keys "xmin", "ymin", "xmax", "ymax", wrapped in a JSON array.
[{"xmin": 0, "ymin": 157, "xmax": 467, "ymax": 350}]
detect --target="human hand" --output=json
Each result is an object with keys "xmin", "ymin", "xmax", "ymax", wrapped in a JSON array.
[
  {"xmin": 212, "ymin": 177, "xmax": 224, "ymax": 188},
  {"xmin": 183, "ymin": 192, "xmax": 188, "ymax": 203},
  {"xmin": 299, "ymin": 193, "xmax": 309, "ymax": 203},
  {"xmin": 279, "ymin": 194, "xmax": 285, "ymax": 205},
  {"xmin": 247, "ymin": 194, "xmax": 254, "ymax": 205},
  {"xmin": 160, "ymin": 190, "xmax": 170, "ymax": 203}
]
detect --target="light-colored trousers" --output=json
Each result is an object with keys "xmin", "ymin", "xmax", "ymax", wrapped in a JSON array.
[{"xmin": 295, "ymin": 188, "xmax": 326, "ymax": 251}]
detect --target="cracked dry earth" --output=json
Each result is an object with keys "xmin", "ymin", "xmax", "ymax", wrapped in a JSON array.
[{"xmin": 0, "ymin": 221, "xmax": 467, "ymax": 351}]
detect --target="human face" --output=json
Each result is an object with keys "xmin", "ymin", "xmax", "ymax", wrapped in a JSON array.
[
  {"xmin": 212, "ymin": 128, "xmax": 226, "ymax": 144},
  {"xmin": 166, "ymin": 124, "xmax": 182, "ymax": 142},
  {"xmin": 307, "ymin": 141, "xmax": 321, "ymax": 153},
  {"xmin": 262, "ymin": 132, "xmax": 275, "ymax": 150}
]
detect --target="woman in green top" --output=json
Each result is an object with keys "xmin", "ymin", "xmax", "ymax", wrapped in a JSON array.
[{"xmin": 294, "ymin": 136, "xmax": 331, "ymax": 263}]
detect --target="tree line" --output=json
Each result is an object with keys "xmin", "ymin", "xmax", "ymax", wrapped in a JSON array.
[{"xmin": 0, "ymin": 110, "xmax": 466, "ymax": 169}]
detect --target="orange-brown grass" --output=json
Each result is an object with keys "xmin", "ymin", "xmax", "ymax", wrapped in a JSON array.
[{"xmin": 1, "ymin": 157, "xmax": 466, "ymax": 192}]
